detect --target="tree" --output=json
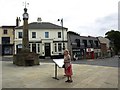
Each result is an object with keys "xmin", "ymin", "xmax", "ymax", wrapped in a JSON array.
[{"xmin": 105, "ymin": 30, "xmax": 120, "ymax": 54}]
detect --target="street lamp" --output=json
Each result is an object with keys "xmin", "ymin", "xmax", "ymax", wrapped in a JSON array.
[{"xmin": 58, "ymin": 18, "xmax": 65, "ymax": 51}]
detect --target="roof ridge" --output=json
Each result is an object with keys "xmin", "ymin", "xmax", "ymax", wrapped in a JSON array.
[
  {"xmin": 15, "ymin": 22, "xmax": 68, "ymax": 30},
  {"xmin": 29, "ymin": 22, "xmax": 51, "ymax": 24}
]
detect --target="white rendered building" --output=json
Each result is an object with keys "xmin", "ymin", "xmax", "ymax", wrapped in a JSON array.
[{"xmin": 14, "ymin": 22, "xmax": 68, "ymax": 58}]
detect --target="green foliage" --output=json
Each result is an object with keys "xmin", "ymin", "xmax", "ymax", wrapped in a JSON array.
[{"xmin": 105, "ymin": 30, "xmax": 120, "ymax": 54}]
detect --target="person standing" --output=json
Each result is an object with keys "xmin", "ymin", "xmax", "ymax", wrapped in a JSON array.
[{"xmin": 64, "ymin": 49, "xmax": 73, "ymax": 83}]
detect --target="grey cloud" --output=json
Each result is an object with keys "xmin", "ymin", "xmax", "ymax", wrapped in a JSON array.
[
  {"xmin": 78, "ymin": 13, "xmax": 118, "ymax": 36},
  {"xmin": 95, "ymin": 13, "xmax": 117, "ymax": 30}
]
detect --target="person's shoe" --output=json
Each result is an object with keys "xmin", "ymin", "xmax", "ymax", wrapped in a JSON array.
[
  {"xmin": 68, "ymin": 80, "xmax": 73, "ymax": 83},
  {"xmin": 65, "ymin": 80, "xmax": 70, "ymax": 82}
]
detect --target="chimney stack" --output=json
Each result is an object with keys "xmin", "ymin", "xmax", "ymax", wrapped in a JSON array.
[{"xmin": 16, "ymin": 17, "xmax": 21, "ymax": 27}]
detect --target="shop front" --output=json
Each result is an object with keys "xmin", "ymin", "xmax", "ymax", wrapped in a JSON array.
[
  {"xmin": 72, "ymin": 48, "xmax": 84, "ymax": 60},
  {"xmin": 86, "ymin": 48, "xmax": 94, "ymax": 59},
  {"xmin": 2, "ymin": 44, "xmax": 13, "ymax": 55}
]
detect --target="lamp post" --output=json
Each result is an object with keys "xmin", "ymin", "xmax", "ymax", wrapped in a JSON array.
[{"xmin": 58, "ymin": 18, "xmax": 65, "ymax": 52}]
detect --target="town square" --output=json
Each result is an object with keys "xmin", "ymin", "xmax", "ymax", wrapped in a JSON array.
[
  {"xmin": 1, "ymin": 55, "xmax": 119, "ymax": 88},
  {"xmin": 0, "ymin": 0, "xmax": 119, "ymax": 89}
]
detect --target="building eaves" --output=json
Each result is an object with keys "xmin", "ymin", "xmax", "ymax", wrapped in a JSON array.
[
  {"xmin": 1, "ymin": 26, "xmax": 16, "ymax": 28},
  {"xmin": 80, "ymin": 36, "xmax": 98, "ymax": 40}
]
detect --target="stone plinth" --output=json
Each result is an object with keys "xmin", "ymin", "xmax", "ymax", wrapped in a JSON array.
[{"xmin": 13, "ymin": 52, "xmax": 40, "ymax": 66}]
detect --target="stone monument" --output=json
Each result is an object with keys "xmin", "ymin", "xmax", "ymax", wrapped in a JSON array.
[{"xmin": 13, "ymin": 4, "xmax": 40, "ymax": 66}]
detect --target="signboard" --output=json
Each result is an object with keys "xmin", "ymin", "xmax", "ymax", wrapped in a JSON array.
[
  {"xmin": 52, "ymin": 59, "xmax": 64, "ymax": 80},
  {"xmin": 53, "ymin": 59, "xmax": 64, "ymax": 68},
  {"xmin": 73, "ymin": 49, "xmax": 81, "ymax": 51},
  {"xmin": 86, "ymin": 48, "xmax": 94, "ymax": 52},
  {"xmin": 18, "ymin": 44, "xmax": 22, "ymax": 48}
]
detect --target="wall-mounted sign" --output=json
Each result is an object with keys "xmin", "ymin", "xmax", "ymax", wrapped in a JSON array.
[
  {"xmin": 73, "ymin": 49, "xmax": 81, "ymax": 51},
  {"xmin": 86, "ymin": 48, "xmax": 94, "ymax": 52},
  {"xmin": 18, "ymin": 44, "xmax": 22, "ymax": 48}
]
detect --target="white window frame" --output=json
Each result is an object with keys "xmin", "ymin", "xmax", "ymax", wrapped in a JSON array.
[
  {"xmin": 18, "ymin": 32, "xmax": 22, "ymax": 38},
  {"xmin": 32, "ymin": 32, "xmax": 36, "ymax": 38},
  {"xmin": 45, "ymin": 32, "xmax": 49, "ymax": 38}
]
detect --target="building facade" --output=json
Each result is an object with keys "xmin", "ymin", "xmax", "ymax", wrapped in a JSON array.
[
  {"xmin": 14, "ymin": 22, "xmax": 68, "ymax": 58},
  {"xmin": 68, "ymin": 31, "xmax": 101, "ymax": 60},
  {"xmin": 0, "ymin": 26, "xmax": 15, "ymax": 55},
  {"xmin": 98, "ymin": 37, "xmax": 112, "ymax": 57}
]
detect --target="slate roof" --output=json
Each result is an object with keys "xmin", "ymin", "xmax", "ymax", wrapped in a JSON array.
[
  {"xmin": 15, "ymin": 22, "xmax": 68, "ymax": 30},
  {"xmin": 68, "ymin": 31, "xmax": 98, "ymax": 40},
  {"xmin": 67, "ymin": 31, "xmax": 80, "ymax": 36}
]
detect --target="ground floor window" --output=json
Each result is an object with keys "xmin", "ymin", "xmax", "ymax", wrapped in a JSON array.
[
  {"xmin": 38, "ymin": 43, "xmax": 40, "ymax": 52},
  {"xmin": 32, "ymin": 43, "xmax": 36, "ymax": 53},
  {"xmin": 54, "ymin": 43, "xmax": 57, "ymax": 52},
  {"xmin": 29, "ymin": 44, "xmax": 31, "ymax": 49},
  {"xmin": 16, "ymin": 43, "xmax": 41, "ymax": 54},
  {"xmin": 58, "ymin": 43, "xmax": 62, "ymax": 52},
  {"xmin": 16, "ymin": 44, "xmax": 22, "ymax": 53},
  {"xmin": 3, "ymin": 46, "xmax": 13, "ymax": 55},
  {"xmin": 63, "ymin": 43, "xmax": 65, "ymax": 50}
]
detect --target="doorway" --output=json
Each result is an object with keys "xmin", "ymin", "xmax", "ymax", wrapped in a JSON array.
[{"xmin": 45, "ymin": 43, "xmax": 51, "ymax": 56}]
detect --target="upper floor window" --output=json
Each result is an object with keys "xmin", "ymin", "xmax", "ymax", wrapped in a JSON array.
[
  {"xmin": 94, "ymin": 41, "xmax": 99, "ymax": 47},
  {"xmin": 75, "ymin": 39, "xmax": 80, "ymax": 47},
  {"xmin": 45, "ymin": 32, "xmax": 49, "ymax": 38},
  {"xmin": 3, "ymin": 29, "xmax": 7, "ymax": 34},
  {"xmin": 58, "ymin": 32, "xmax": 61, "ymax": 38},
  {"xmin": 18, "ymin": 32, "xmax": 22, "ymax": 38},
  {"xmin": 32, "ymin": 32, "xmax": 36, "ymax": 38},
  {"xmin": 89, "ymin": 40, "xmax": 93, "ymax": 48},
  {"xmin": 82, "ymin": 40, "xmax": 87, "ymax": 47}
]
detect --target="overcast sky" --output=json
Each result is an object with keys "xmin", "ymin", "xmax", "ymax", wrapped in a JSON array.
[{"xmin": 0, "ymin": 0, "xmax": 119, "ymax": 37}]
